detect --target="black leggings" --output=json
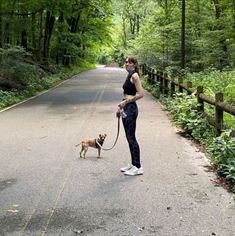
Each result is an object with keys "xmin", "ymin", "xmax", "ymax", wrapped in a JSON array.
[{"xmin": 122, "ymin": 102, "xmax": 141, "ymax": 168}]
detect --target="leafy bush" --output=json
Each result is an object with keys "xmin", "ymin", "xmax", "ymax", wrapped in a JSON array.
[
  {"xmin": 0, "ymin": 90, "xmax": 24, "ymax": 108},
  {"xmin": 0, "ymin": 60, "xmax": 95, "ymax": 110},
  {"xmin": 160, "ymin": 93, "xmax": 215, "ymax": 144},
  {"xmin": 0, "ymin": 45, "xmax": 30, "ymax": 59},
  {"xmin": 185, "ymin": 69, "xmax": 235, "ymax": 105},
  {"xmin": 184, "ymin": 69, "xmax": 235, "ymax": 130},
  {"xmin": 0, "ymin": 58, "xmax": 40, "ymax": 88},
  {"xmin": 208, "ymin": 130, "xmax": 235, "ymax": 186}
]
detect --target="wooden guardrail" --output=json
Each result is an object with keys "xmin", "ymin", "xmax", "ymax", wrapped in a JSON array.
[{"xmin": 140, "ymin": 64, "xmax": 235, "ymax": 136}]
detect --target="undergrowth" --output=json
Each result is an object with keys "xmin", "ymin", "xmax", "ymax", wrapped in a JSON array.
[{"xmin": 0, "ymin": 58, "xmax": 95, "ymax": 110}]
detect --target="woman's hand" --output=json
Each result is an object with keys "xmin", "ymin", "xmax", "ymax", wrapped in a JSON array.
[{"xmin": 118, "ymin": 100, "xmax": 127, "ymax": 109}]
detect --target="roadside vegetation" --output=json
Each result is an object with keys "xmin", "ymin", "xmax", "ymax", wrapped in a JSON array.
[
  {"xmin": 0, "ymin": 0, "xmax": 111, "ymax": 110},
  {"xmin": 0, "ymin": 46, "xmax": 95, "ymax": 110},
  {"xmin": 142, "ymin": 72, "xmax": 235, "ymax": 192}
]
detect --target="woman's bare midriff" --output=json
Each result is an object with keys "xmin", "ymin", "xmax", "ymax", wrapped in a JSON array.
[{"xmin": 123, "ymin": 94, "xmax": 135, "ymax": 100}]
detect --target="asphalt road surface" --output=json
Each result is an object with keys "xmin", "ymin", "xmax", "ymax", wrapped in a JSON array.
[{"xmin": 0, "ymin": 67, "xmax": 235, "ymax": 236}]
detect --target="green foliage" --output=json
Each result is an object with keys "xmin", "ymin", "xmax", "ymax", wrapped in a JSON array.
[
  {"xmin": 185, "ymin": 69, "xmax": 235, "ymax": 104},
  {"xmin": 0, "ymin": 90, "xmax": 24, "ymax": 108},
  {"xmin": 0, "ymin": 0, "xmax": 112, "ymax": 65},
  {"xmin": 111, "ymin": 0, "xmax": 235, "ymax": 71},
  {"xmin": 184, "ymin": 69, "xmax": 235, "ymax": 129},
  {"xmin": 141, "ymin": 76, "xmax": 161, "ymax": 98},
  {"xmin": 208, "ymin": 130, "xmax": 235, "ymax": 185},
  {"xmin": 0, "ymin": 61, "xmax": 95, "ymax": 110},
  {"xmin": 143, "ymin": 77, "xmax": 235, "ymax": 190},
  {"xmin": 160, "ymin": 93, "xmax": 215, "ymax": 144},
  {"xmin": 0, "ymin": 45, "xmax": 30, "ymax": 58},
  {"xmin": 0, "ymin": 58, "xmax": 40, "ymax": 87}
]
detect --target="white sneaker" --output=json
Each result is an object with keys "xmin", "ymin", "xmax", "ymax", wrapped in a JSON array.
[
  {"xmin": 124, "ymin": 166, "xmax": 144, "ymax": 176},
  {"xmin": 120, "ymin": 164, "xmax": 133, "ymax": 172}
]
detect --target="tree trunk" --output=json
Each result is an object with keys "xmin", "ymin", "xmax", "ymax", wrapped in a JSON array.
[
  {"xmin": 213, "ymin": 0, "xmax": 222, "ymax": 19},
  {"xmin": 7, "ymin": 0, "xmax": 17, "ymax": 45},
  {"xmin": 56, "ymin": 12, "xmax": 64, "ymax": 64},
  {"xmin": 37, "ymin": 9, "xmax": 43, "ymax": 61},
  {"xmin": 136, "ymin": 14, "xmax": 140, "ymax": 33},
  {"xmin": 122, "ymin": 16, "xmax": 127, "ymax": 49},
  {"xmin": 43, "ymin": 10, "xmax": 55, "ymax": 63},
  {"xmin": 0, "ymin": 1, "xmax": 2, "ymax": 47},
  {"xmin": 0, "ymin": 20, "xmax": 2, "ymax": 47},
  {"xmin": 21, "ymin": 13, "xmax": 27, "ymax": 50},
  {"xmin": 164, "ymin": 0, "xmax": 169, "ymax": 67},
  {"xmin": 233, "ymin": 0, "xmax": 235, "ymax": 30},
  {"xmin": 212, "ymin": 0, "xmax": 228, "ymax": 69},
  {"xmin": 181, "ymin": 0, "xmax": 186, "ymax": 72},
  {"xmin": 130, "ymin": 18, "xmax": 134, "ymax": 34},
  {"xmin": 31, "ymin": 12, "xmax": 36, "ymax": 52},
  {"xmin": 21, "ymin": 28, "xmax": 27, "ymax": 49},
  {"xmin": 5, "ymin": 22, "xmax": 10, "ymax": 44},
  {"xmin": 197, "ymin": 0, "xmax": 201, "ymax": 38},
  {"xmin": 62, "ymin": 14, "xmax": 80, "ymax": 66}
]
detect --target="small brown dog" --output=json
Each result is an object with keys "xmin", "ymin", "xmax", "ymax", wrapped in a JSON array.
[{"xmin": 75, "ymin": 134, "xmax": 107, "ymax": 159}]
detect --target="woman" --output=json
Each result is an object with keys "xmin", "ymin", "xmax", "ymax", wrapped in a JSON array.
[{"xmin": 118, "ymin": 56, "xmax": 144, "ymax": 176}]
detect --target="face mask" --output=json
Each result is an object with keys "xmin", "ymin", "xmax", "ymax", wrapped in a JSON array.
[{"xmin": 127, "ymin": 65, "xmax": 135, "ymax": 73}]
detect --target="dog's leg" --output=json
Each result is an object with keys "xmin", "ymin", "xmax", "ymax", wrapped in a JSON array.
[
  {"xmin": 83, "ymin": 146, "xmax": 88, "ymax": 159},
  {"xmin": 80, "ymin": 144, "xmax": 85, "ymax": 158},
  {"xmin": 80, "ymin": 148, "xmax": 83, "ymax": 158},
  {"xmin": 98, "ymin": 148, "xmax": 101, "ymax": 158}
]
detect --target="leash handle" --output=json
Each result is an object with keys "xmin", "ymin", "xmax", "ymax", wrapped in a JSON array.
[{"xmin": 116, "ymin": 107, "xmax": 127, "ymax": 119}]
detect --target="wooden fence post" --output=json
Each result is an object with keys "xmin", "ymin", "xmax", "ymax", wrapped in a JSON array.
[
  {"xmin": 178, "ymin": 77, "xmax": 183, "ymax": 93},
  {"xmin": 187, "ymin": 81, "xmax": 192, "ymax": 95},
  {"xmin": 160, "ymin": 72, "xmax": 163, "ymax": 93},
  {"xmin": 171, "ymin": 78, "xmax": 175, "ymax": 96},
  {"xmin": 151, "ymin": 69, "xmax": 155, "ymax": 84},
  {"xmin": 197, "ymin": 86, "xmax": 204, "ymax": 112},
  {"xmin": 143, "ymin": 64, "xmax": 146, "ymax": 75},
  {"xmin": 153, "ymin": 69, "xmax": 157, "ymax": 83},
  {"xmin": 156, "ymin": 71, "xmax": 160, "ymax": 83},
  {"xmin": 147, "ymin": 66, "xmax": 151, "ymax": 83},
  {"xmin": 141, "ymin": 64, "xmax": 145, "ymax": 75},
  {"xmin": 163, "ymin": 72, "xmax": 168, "ymax": 95},
  {"xmin": 215, "ymin": 92, "xmax": 224, "ymax": 134}
]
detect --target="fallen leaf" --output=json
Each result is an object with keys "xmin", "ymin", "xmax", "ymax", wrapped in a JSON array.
[
  {"xmin": 7, "ymin": 210, "xmax": 18, "ymax": 213},
  {"xmin": 73, "ymin": 230, "xmax": 83, "ymax": 234},
  {"xmin": 138, "ymin": 226, "xmax": 145, "ymax": 231}
]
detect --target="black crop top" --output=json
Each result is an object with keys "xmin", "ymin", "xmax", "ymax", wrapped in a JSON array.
[{"xmin": 122, "ymin": 72, "xmax": 137, "ymax": 96}]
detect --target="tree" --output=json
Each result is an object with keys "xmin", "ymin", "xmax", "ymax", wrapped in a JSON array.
[
  {"xmin": 0, "ymin": 0, "xmax": 113, "ymax": 66},
  {"xmin": 113, "ymin": 0, "xmax": 235, "ymax": 72},
  {"xmin": 181, "ymin": 0, "xmax": 186, "ymax": 72}
]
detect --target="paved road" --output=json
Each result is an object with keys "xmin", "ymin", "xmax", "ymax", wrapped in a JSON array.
[{"xmin": 0, "ymin": 67, "xmax": 234, "ymax": 236}]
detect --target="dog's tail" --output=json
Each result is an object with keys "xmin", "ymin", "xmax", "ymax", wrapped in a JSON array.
[{"xmin": 75, "ymin": 142, "xmax": 81, "ymax": 147}]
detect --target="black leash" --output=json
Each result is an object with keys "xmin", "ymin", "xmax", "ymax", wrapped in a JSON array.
[{"xmin": 96, "ymin": 108, "xmax": 125, "ymax": 151}]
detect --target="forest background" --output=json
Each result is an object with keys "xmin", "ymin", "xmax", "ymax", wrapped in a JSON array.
[
  {"xmin": 0, "ymin": 0, "xmax": 235, "ymax": 104},
  {"xmin": 0, "ymin": 0, "xmax": 235, "ymax": 189}
]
